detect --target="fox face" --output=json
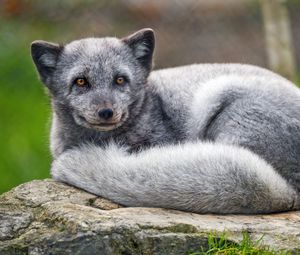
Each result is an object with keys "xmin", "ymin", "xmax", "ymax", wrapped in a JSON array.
[{"xmin": 31, "ymin": 29, "xmax": 155, "ymax": 131}]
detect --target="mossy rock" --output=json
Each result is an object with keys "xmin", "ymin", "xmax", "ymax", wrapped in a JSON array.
[{"xmin": 0, "ymin": 179, "xmax": 300, "ymax": 254}]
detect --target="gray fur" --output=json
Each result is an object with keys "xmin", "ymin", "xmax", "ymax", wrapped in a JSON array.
[{"xmin": 31, "ymin": 28, "xmax": 300, "ymax": 214}]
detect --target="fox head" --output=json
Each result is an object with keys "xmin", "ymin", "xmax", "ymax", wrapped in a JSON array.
[{"xmin": 31, "ymin": 28, "xmax": 155, "ymax": 131}]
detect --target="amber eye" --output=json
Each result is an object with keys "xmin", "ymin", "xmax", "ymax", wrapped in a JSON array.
[
  {"xmin": 115, "ymin": 76, "xmax": 125, "ymax": 85},
  {"xmin": 75, "ymin": 78, "xmax": 87, "ymax": 87}
]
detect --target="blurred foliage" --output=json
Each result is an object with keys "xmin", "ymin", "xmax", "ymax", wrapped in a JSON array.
[
  {"xmin": 0, "ymin": 20, "xmax": 52, "ymax": 193},
  {"xmin": 0, "ymin": 0, "xmax": 300, "ymax": 194}
]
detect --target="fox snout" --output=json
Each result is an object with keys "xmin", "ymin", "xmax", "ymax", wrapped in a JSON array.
[
  {"xmin": 91, "ymin": 105, "xmax": 122, "ymax": 124},
  {"xmin": 78, "ymin": 101, "xmax": 126, "ymax": 128},
  {"xmin": 75, "ymin": 105, "xmax": 125, "ymax": 131}
]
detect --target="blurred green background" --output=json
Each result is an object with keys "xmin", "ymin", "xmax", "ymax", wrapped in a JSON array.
[{"xmin": 1, "ymin": 0, "xmax": 300, "ymax": 194}]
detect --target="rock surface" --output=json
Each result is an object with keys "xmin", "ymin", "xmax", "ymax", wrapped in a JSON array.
[{"xmin": 0, "ymin": 179, "xmax": 300, "ymax": 254}]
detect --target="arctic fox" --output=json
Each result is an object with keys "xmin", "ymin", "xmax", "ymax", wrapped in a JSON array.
[{"xmin": 31, "ymin": 28, "xmax": 300, "ymax": 214}]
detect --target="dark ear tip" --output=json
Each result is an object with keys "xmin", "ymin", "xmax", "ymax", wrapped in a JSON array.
[
  {"xmin": 138, "ymin": 28, "xmax": 155, "ymax": 38},
  {"xmin": 140, "ymin": 28, "xmax": 154, "ymax": 33},
  {"xmin": 31, "ymin": 40, "xmax": 41, "ymax": 51},
  {"xmin": 31, "ymin": 40, "xmax": 44, "ymax": 45},
  {"xmin": 31, "ymin": 41, "xmax": 43, "ymax": 58},
  {"xmin": 124, "ymin": 28, "xmax": 155, "ymax": 41},
  {"xmin": 31, "ymin": 40, "xmax": 62, "ymax": 49},
  {"xmin": 31, "ymin": 40, "xmax": 48, "ymax": 50},
  {"xmin": 30, "ymin": 40, "xmax": 63, "ymax": 59},
  {"xmin": 31, "ymin": 40, "xmax": 48, "ymax": 56}
]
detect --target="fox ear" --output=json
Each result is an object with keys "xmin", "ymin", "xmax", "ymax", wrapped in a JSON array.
[
  {"xmin": 31, "ymin": 40, "xmax": 63, "ymax": 83},
  {"xmin": 122, "ymin": 28, "xmax": 155, "ymax": 71}
]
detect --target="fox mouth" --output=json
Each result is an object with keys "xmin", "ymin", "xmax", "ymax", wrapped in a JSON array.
[
  {"xmin": 89, "ymin": 122, "xmax": 120, "ymax": 129},
  {"xmin": 77, "ymin": 114, "xmax": 126, "ymax": 131}
]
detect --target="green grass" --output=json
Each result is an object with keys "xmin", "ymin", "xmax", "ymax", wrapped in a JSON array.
[
  {"xmin": 0, "ymin": 53, "xmax": 51, "ymax": 194},
  {"xmin": 0, "ymin": 19, "xmax": 54, "ymax": 194},
  {"xmin": 190, "ymin": 232, "xmax": 290, "ymax": 255}
]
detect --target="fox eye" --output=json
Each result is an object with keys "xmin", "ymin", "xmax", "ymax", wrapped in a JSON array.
[
  {"xmin": 75, "ymin": 78, "xmax": 88, "ymax": 87},
  {"xmin": 115, "ymin": 76, "xmax": 125, "ymax": 85}
]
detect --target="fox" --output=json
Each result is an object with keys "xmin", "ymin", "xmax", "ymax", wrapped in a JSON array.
[{"xmin": 31, "ymin": 28, "xmax": 300, "ymax": 214}]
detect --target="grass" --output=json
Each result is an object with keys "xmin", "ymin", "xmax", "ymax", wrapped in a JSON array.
[
  {"xmin": 0, "ymin": 53, "xmax": 51, "ymax": 194},
  {"xmin": 190, "ymin": 232, "xmax": 290, "ymax": 255},
  {"xmin": 0, "ymin": 19, "xmax": 55, "ymax": 194}
]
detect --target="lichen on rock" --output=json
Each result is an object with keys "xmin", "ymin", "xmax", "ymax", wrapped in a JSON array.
[{"xmin": 0, "ymin": 179, "xmax": 300, "ymax": 254}]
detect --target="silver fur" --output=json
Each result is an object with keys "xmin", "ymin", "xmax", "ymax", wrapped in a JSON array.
[{"xmin": 31, "ymin": 29, "xmax": 300, "ymax": 214}]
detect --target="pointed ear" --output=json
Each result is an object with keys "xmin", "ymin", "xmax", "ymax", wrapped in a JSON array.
[
  {"xmin": 122, "ymin": 28, "xmax": 155, "ymax": 71},
  {"xmin": 31, "ymin": 40, "xmax": 63, "ymax": 83}
]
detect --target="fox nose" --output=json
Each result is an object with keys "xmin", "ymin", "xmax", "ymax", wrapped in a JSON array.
[{"xmin": 98, "ymin": 108, "xmax": 114, "ymax": 120}]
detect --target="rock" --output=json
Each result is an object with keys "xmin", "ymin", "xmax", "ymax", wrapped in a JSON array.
[{"xmin": 0, "ymin": 179, "xmax": 299, "ymax": 255}]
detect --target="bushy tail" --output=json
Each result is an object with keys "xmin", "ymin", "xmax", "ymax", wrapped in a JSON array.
[{"xmin": 51, "ymin": 141, "xmax": 299, "ymax": 214}]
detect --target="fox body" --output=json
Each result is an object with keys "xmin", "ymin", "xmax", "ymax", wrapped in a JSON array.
[{"xmin": 31, "ymin": 29, "xmax": 300, "ymax": 214}]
